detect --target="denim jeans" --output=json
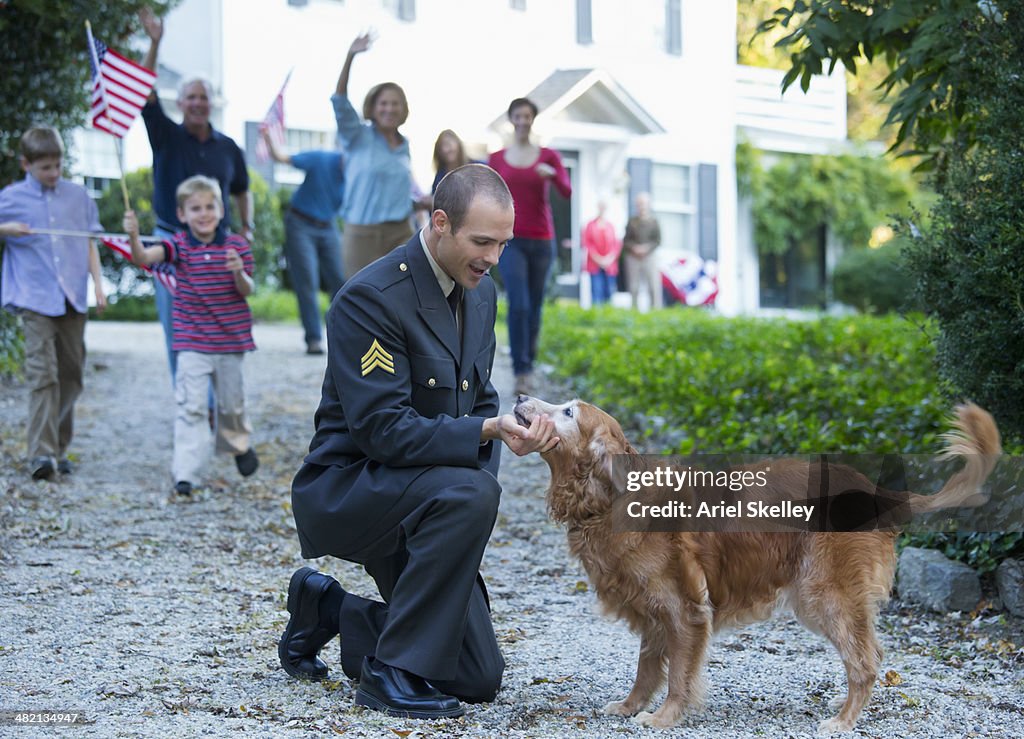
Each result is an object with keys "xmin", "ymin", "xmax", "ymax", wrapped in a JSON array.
[
  {"xmin": 497, "ymin": 237, "xmax": 554, "ymax": 376},
  {"xmin": 153, "ymin": 225, "xmax": 177, "ymax": 380},
  {"xmin": 284, "ymin": 210, "xmax": 345, "ymax": 346},
  {"xmin": 589, "ymin": 269, "xmax": 616, "ymax": 304}
]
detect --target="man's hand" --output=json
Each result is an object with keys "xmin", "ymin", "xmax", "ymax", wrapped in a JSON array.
[
  {"xmin": 488, "ymin": 413, "xmax": 559, "ymax": 457},
  {"xmin": 94, "ymin": 287, "xmax": 108, "ymax": 315},
  {"xmin": 139, "ymin": 7, "xmax": 163, "ymax": 43}
]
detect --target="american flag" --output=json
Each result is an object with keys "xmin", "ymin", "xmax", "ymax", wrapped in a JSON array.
[
  {"xmin": 254, "ymin": 72, "xmax": 291, "ymax": 163},
  {"xmin": 87, "ymin": 36, "xmax": 157, "ymax": 138},
  {"xmin": 101, "ymin": 236, "xmax": 177, "ymax": 295}
]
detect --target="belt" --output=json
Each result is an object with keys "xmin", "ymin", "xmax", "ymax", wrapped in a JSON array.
[{"xmin": 289, "ymin": 206, "xmax": 332, "ymax": 229}]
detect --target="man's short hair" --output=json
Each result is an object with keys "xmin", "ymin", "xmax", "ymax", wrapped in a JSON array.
[
  {"xmin": 433, "ymin": 164, "xmax": 513, "ymax": 234},
  {"xmin": 177, "ymin": 76, "xmax": 214, "ymax": 101},
  {"xmin": 363, "ymin": 82, "xmax": 409, "ymax": 127},
  {"xmin": 176, "ymin": 175, "xmax": 223, "ymax": 209},
  {"xmin": 507, "ymin": 97, "xmax": 539, "ymax": 119},
  {"xmin": 20, "ymin": 126, "xmax": 64, "ymax": 162}
]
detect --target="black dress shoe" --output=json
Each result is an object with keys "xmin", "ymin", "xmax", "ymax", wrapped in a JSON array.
[
  {"xmin": 278, "ymin": 567, "xmax": 337, "ymax": 680},
  {"xmin": 355, "ymin": 657, "xmax": 465, "ymax": 719},
  {"xmin": 30, "ymin": 456, "xmax": 55, "ymax": 481}
]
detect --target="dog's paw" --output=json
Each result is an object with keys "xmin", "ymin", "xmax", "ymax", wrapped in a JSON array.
[
  {"xmin": 633, "ymin": 710, "xmax": 679, "ymax": 729},
  {"xmin": 817, "ymin": 717, "xmax": 855, "ymax": 735},
  {"xmin": 602, "ymin": 700, "xmax": 640, "ymax": 717}
]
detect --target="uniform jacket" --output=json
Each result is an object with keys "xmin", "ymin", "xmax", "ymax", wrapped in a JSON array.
[{"xmin": 292, "ymin": 232, "xmax": 501, "ymax": 558}]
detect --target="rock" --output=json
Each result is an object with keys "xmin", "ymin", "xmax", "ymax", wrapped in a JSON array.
[
  {"xmin": 897, "ymin": 546, "xmax": 981, "ymax": 613},
  {"xmin": 995, "ymin": 558, "xmax": 1024, "ymax": 617}
]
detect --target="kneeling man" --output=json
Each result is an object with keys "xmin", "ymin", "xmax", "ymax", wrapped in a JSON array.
[{"xmin": 280, "ymin": 164, "xmax": 559, "ymax": 718}]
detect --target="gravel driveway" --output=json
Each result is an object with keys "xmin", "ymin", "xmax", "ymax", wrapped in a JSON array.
[{"xmin": 1, "ymin": 320, "xmax": 1021, "ymax": 738}]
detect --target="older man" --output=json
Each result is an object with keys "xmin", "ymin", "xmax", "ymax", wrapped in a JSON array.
[
  {"xmin": 279, "ymin": 165, "xmax": 559, "ymax": 718},
  {"xmin": 139, "ymin": 8, "xmax": 252, "ymax": 381}
]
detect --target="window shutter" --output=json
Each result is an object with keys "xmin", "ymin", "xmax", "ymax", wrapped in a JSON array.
[
  {"xmin": 627, "ymin": 158, "xmax": 652, "ymax": 215},
  {"xmin": 698, "ymin": 163, "xmax": 718, "ymax": 261}
]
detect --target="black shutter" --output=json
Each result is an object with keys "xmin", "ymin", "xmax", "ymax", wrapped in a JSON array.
[
  {"xmin": 626, "ymin": 158, "xmax": 652, "ymax": 215},
  {"xmin": 698, "ymin": 163, "xmax": 717, "ymax": 261}
]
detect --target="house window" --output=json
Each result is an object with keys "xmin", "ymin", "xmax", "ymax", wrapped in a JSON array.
[
  {"xmin": 510, "ymin": 0, "xmax": 526, "ymax": 9},
  {"xmin": 382, "ymin": 0, "xmax": 415, "ymax": 21},
  {"xmin": 287, "ymin": 128, "xmax": 332, "ymax": 151},
  {"xmin": 576, "ymin": 0, "xmax": 592, "ymax": 45},
  {"xmin": 650, "ymin": 163, "xmax": 696, "ymax": 253},
  {"xmin": 665, "ymin": 0, "xmax": 682, "ymax": 56}
]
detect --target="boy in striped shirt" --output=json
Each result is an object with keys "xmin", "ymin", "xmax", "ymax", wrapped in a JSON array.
[{"xmin": 124, "ymin": 175, "xmax": 259, "ymax": 496}]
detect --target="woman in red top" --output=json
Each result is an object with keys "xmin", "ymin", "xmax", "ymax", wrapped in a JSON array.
[
  {"xmin": 488, "ymin": 98, "xmax": 571, "ymax": 394},
  {"xmin": 581, "ymin": 200, "xmax": 621, "ymax": 305}
]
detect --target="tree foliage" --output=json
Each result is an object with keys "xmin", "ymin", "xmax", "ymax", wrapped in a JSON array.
[
  {"xmin": 0, "ymin": 0, "xmax": 174, "ymax": 187},
  {"xmin": 736, "ymin": 140, "xmax": 918, "ymax": 257},
  {"xmin": 756, "ymin": 0, "xmax": 1004, "ymax": 171},
  {"xmin": 903, "ymin": 4, "xmax": 1024, "ymax": 437}
]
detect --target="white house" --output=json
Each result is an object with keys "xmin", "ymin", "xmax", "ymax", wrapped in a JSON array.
[{"xmin": 72, "ymin": 0, "xmax": 849, "ymax": 315}]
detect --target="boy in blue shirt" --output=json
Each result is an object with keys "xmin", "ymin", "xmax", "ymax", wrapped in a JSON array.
[{"xmin": 0, "ymin": 126, "xmax": 106, "ymax": 480}]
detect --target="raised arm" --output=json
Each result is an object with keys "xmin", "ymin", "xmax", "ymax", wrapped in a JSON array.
[
  {"xmin": 139, "ymin": 8, "xmax": 163, "ymax": 101},
  {"xmin": 260, "ymin": 127, "xmax": 292, "ymax": 165},
  {"xmin": 334, "ymin": 33, "xmax": 373, "ymax": 98}
]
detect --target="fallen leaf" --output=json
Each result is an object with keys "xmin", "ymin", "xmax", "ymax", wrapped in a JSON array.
[{"xmin": 881, "ymin": 669, "xmax": 903, "ymax": 687}]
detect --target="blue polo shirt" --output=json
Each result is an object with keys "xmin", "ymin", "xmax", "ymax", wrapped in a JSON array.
[
  {"xmin": 142, "ymin": 97, "xmax": 249, "ymax": 231},
  {"xmin": 289, "ymin": 151, "xmax": 345, "ymax": 224},
  {"xmin": 331, "ymin": 93, "xmax": 413, "ymax": 226}
]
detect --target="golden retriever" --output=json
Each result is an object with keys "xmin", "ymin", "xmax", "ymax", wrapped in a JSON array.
[{"xmin": 514, "ymin": 396, "xmax": 1000, "ymax": 734}]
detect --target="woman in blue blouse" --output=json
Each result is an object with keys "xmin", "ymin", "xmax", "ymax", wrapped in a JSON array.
[{"xmin": 333, "ymin": 33, "xmax": 429, "ymax": 279}]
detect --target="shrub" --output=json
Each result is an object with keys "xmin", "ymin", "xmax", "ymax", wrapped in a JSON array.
[
  {"xmin": 903, "ymin": 7, "xmax": 1024, "ymax": 441},
  {"xmin": 0, "ymin": 308, "xmax": 23, "ymax": 378},
  {"xmin": 833, "ymin": 241, "xmax": 918, "ymax": 314},
  {"xmin": 539, "ymin": 304, "xmax": 949, "ymax": 454}
]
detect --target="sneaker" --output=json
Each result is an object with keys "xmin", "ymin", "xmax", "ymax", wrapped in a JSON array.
[
  {"xmin": 235, "ymin": 448, "xmax": 259, "ymax": 477},
  {"xmin": 175, "ymin": 480, "xmax": 193, "ymax": 496},
  {"xmin": 30, "ymin": 456, "xmax": 56, "ymax": 481},
  {"xmin": 57, "ymin": 458, "xmax": 73, "ymax": 475},
  {"xmin": 306, "ymin": 341, "xmax": 325, "ymax": 356},
  {"xmin": 514, "ymin": 373, "xmax": 532, "ymax": 396}
]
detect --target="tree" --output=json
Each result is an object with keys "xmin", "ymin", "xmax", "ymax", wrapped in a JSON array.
[
  {"xmin": 759, "ymin": 1, "xmax": 1024, "ymax": 440},
  {"xmin": 0, "ymin": 0, "xmax": 174, "ymax": 187},
  {"xmin": 756, "ymin": 0, "xmax": 1004, "ymax": 172}
]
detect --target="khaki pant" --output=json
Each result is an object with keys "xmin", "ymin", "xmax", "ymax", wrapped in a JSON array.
[
  {"xmin": 173, "ymin": 351, "xmax": 251, "ymax": 484},
  {"xmin": 22, "ymin": 308, "xmax": 86, "ymax": 461},
  {"xmin": 625, "ymin": 252, "xmax": 663, "ymax": 311},
  {"xmin": 343, "ymin": 220, "xmax": 413, "ymax": 280}
]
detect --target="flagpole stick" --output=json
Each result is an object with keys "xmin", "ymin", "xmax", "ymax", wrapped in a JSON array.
[{"xmin": 115, "ymin": 137, "xmax": 131, "ymax": 212}]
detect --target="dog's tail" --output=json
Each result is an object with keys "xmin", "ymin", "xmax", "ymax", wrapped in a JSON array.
[{"xmin": 907, "ymin": 402, "xmax": 1001, "ymax": 514}]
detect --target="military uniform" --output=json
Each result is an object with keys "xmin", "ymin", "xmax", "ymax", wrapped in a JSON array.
[{"xmin": 291, "ymin": 231, "xmax": 504, "ymax": 700}]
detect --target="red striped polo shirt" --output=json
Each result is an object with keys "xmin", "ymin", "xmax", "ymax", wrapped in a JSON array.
[{"xmin": 165, "ymin": 228, "xmax": 256, "ymax": 353}]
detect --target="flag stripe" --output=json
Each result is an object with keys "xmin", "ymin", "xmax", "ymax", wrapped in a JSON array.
[{"xmin": 89, "ymin": 37, "xmax": 155, "ymax": 139}]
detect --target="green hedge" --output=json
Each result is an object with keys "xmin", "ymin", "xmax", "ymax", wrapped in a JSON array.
[{"xmin": 539, "ymin": 304, "xmax": 948, "ymax": 454}]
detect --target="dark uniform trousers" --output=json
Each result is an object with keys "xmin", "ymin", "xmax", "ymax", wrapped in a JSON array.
[
  {"xmin": 292, "ymin": 235, "xmax": 506, "ymax": 702},
  {"xmin": 330, "ymin": 465, "xmax": 505, "ymax": 702}
]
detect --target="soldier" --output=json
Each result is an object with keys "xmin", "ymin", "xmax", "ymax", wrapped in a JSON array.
[{"xmin": 279, "ymin": 164, "xmax": 559, "ymax": 718}]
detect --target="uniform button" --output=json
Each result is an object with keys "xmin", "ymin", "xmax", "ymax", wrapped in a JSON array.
[
  {"xmin": 399, "ymin": 263, "xmax": 408, "ymax": 271},
  {"xmin": 428, "ymin": 378, "xmax": 436, "ymax": 387},
  {"xmin": 462, "ymin": 379, "xmax": 469, "ymax": 391}
]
